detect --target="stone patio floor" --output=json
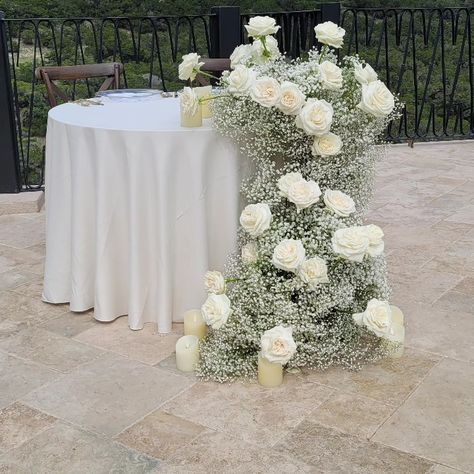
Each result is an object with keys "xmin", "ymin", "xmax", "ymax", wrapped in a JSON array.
[{"xmin": 0, "ymin": 141, "xmax": 473, "ymax": 473}]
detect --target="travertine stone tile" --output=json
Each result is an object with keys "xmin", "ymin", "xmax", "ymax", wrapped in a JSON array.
[
  {"xmin": 374, "ymin": 358, "xmax": 474, "ymax": 472},
  {"xmin": 40, "ymin": 312, "xmax": 97, "ymax": 338},
  {"xmin": 429, "ymin": 465, "xmax": 464, "ymax": 473},
  {"xmin": 433, "ymin": 290, "xmax": 474, "ymax": 314},
  {"xmin": 156, "ymin": 353, "xmax": 197, "ymax": 380},
  {"xmin": 116, "ymin": 410, "xmax": 206, "ymax": 461},
  {"xmin": 445, "ymin": 204, "xmax": 474, "ymax": 224},
  {"xmin": 0, "ymin": 290, "xmax": 68, "ymax": 325},
  {"xmin": 0, "ymin": 353, "xmax": 59, "ymax": 410},
  {"xmin": 307, "ymin": 391, "xmax": 394, "ymax": 439},
  {"xmin": 0, "ymin": 216, "xmax": 45, "ymax": 249},
  {"xmin": 0, "ymin": 247, "xmax": 43, "ymax": 274},
  {"xmin": 403, "ymin": 299, "xmax": 474, "ymax": 362},
  {"xmin": 162, "ymin": 377, "xmax": 334, "ymax": 447},
  {"xmin": 0, "ymin": 402, "xmax": 56, "ymax": 454},
  {"xmin": 0, "ymin": 422, "xmax": 159, "ymax": 473},
  {"xmin": 74, "ymin": 317, "xmax": 179, "ymax": 365},
  {"xmin": 0, "ymin": 328, "xmax": 104, "ymax": 373},
  {"xmin": 276, "ymin": 421, "xmax": 433, "ymax": 473},
  {"xmin": 301, "ymin": 349, "xmax": 440, "ymax": 406},
  {"xmin": 160, "ymin": 430, "xmax": 312, "ymax": 473},
  {"xmin": 10, "ymin": 279, "xmax": 43, "ymax": 299},
  {"xmin": 0, "ymin": 269, "xmax": 39, "ymax": 292},
  {"xmin": 22, "ymin": 354, "xmax": 194, "ymax": 436}
]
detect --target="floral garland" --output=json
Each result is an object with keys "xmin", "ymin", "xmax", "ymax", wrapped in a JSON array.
[{"xmin": 179, "ymin": 17, "xmax": 403, "ymax": 382}]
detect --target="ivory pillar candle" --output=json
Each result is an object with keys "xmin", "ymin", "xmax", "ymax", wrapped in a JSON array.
[
  {"xmin": 257, "ymin": 353, "xmax": 283, "ymax": 388},
  {"xmin": 176, "ymin": 335, "xmax": 200, "ymax": 372},
  {"xmin": 184, "ymin": 309, "xmax": 208, "ymax": 339},
  {"xmin": 194, "ymin": 85, "xmax": 213, "ymax": 118}
]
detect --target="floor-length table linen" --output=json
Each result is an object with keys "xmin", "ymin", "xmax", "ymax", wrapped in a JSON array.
[{"xmin": 42, "ymin": 97, "xmax": 244, "ymax": 333}]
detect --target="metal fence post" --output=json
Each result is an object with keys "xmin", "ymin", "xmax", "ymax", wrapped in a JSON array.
[
  {"xmin": 0, "ymin": 11, "xmax": 21, "ymax": 193},
  {"xmin": 321, "ymin": 3, "xmax": 342, "ymax": 25},
  {"xmin": 209, "ymin": 6, "xmax": 241, "ymax": 58}
]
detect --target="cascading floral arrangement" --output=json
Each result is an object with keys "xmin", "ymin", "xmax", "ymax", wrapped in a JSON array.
[{"xmin": 180, "ymin": 17, "xmax": 403, "ymax": 382}]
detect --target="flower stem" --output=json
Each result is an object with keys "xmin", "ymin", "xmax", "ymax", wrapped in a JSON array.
[
  {"xmin": 260, "ymin": 35, "xmax": 271, "ymax": 58},
  {"xmin": 319, "ymin": 45, "xmax": 328, "ymax": 64},
  {"xmin": 195, "ymin": 68, "xmax": 219, "ymax": 81}
]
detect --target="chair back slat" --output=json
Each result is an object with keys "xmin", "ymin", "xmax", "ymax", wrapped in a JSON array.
[
  {"xmin": 196, "ymin": 58, "xmax": 231, "ymax": 86},
  {"xmin": 35, "ymin": 62, "xmax": 124, "ymax": 108}
]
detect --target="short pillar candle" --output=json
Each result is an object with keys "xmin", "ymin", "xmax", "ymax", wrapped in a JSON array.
[
  {"xmin": 184, "ymin": 309, "xmax": 208, "ymax": 339},
  {"xmin": 194, "ymin": 85, "xmax": 213, "ymax": 119},
  {"xmin": 257, "ymin": 353, "xmax": 283, "ymax": 388},
  {"xmin": 176, "ymin": 335, "xmax": 200, "ymax": 372}
]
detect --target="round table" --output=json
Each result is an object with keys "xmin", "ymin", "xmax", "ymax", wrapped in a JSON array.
[{"xmin": 42, "ymin": 97, "xmax": 244, "ymax": 333}]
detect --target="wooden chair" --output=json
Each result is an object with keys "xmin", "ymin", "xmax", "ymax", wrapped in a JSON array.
[
  {"xmin": 35, "ymin": 62, "xmax": 123, "ymax": 108},
  {"xmin": 196, "ymin": 58, "xmax": 231, "ymax": 86}
]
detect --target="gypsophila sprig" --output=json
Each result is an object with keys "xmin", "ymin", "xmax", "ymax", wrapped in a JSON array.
[{"xmin": 195, "ymin": 21, "xmax": 403, "ymax": 382}]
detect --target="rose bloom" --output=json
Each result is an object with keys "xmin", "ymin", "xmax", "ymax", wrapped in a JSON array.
[
  {"xmin": 319, "ymin": 61, "xmax": 343, "ymax": 90},
  {"xmin": 180, "ymin": 87, "xmax": 199, "ymax": 116},
  {"xmin": 323, "ymin": 189, "xmax": 355, "ymax": 217},
  {"xmin": 250, "ymin": 76, "xmax": 281, "ymax": 107},
  {"xmin": 354, "ymin": 62, "xmax": 378, "ymax": 85},
  {"xmin": 277, "ymin": 172, "xmax": 303, "ymax": 198},
  {"xmin": 204, "ymin": 270, "xmax": 226, "ymax": 295},
  {"xmin": 363, "ymin": 224, "xmax": 384, "ymax": 257},
  {"xmin": 272, "ymin": 239, "xmax": 306, "ymax": 272},
  {"xmin": 311, "ymin": 132, "xmax": 342, "ymax": 157},
  {"xmin": 240, "ymin": 203, "xmax": 272, "ymax": 237},
  {"xmin": 277, "ymin": 81, "xmax": 306, "ymax": 115},
  {"xmin": 251, "ymin": 35, "xmax": 281, "ymax": 64},
  {"xmin": 230, "ymin": 44, "xmax": 253, "ymax": 68},
  {"xmin": 298, "ymin": 256, "xmax": 329, "ymax": 288},
  {"xmin": 332, "ymin": 226, "xmax": 370, "ymax": 262},
  {"xmin": 287, "ymin": 178, "xmax": 322, "ymax": 212},
  {"xmin": 260, "ymin": 325, "xmax": 297, "ymax": 364},
  {"xmin": 227, "ymin": 65, "xmax": 255, "ymax": 94},
  {"xmin": 201, "ymin": 293, "xmax": 232, "ymax": 329},
  {"xmin": 358, "ymin": 80, "xmax": 395, "ymax": 118},
  {"xmin": 296, "ymin": 99, "xmax": 334, "ymax": 136},
  {"xmin": 241, "ymin": 242, "xmax": 258, "ymax": 264},
  {"xmin": 245, "ymin": 16, "xmax": 280, "ymax": 37},
  {"xmin": 178, "ymin": 52, "xmax": 204, "ymax": 81},
  {"xmin": 353, "ymin": 299, "xmax": 395, "ymax": 339},
  {"xmin": 314, "ymin": 21, "xmax": 346, "ymax": 48}
]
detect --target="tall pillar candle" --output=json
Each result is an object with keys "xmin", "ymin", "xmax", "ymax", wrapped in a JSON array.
[
  {"xmin": 176, "ymin": 335, "xmax": 200, "ymax": 372},
  {"xmin": 194, "ymin": 85, "xmax": 213, "ymax": 118},
  {"xmin": 184, "ymin": 309, "xmax": 208, "ymax": 339},
  {"xmin": 257, "ymin": 353, "xmax": 283, "ymax": 388}
]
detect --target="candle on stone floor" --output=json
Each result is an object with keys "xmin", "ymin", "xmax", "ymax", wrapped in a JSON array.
[
  {"xmin": 194, "ymin": 85, "xmax": 213, "ymax": 119},
  {"xmin": 257, "ymin": 353, "xmax": 283, "ymax": 388},
  {"xmin": 390, "ymin": 305, "xmax": 405, "ymax": 359},
  {"xmin": 184, "ymin": 309, "xmax": 208, "ymax": 339},
  {"xmin": 176, "ymin": 335, "xmax": 200, "ymax": 372}
]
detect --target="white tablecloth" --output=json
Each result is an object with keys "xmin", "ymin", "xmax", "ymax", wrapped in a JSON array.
[{"xmin": 42, "ymin": 97, "xmax": 244, "ymax": 332}]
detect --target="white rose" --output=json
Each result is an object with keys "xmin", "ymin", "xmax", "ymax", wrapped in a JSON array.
[
  {"xmin": 245, "ymin": 16, "xmax": 280, "ymax": 37},
  {"xmin": 230, "ymin": 44, "xmax": 253, "ymax": 68},
  {"xmin": 240, "ymin": 203, "xmax": 272, "ymax": 237},
  {"xmin": 298, "ymin": 257, "xmax": 329, "ymax": 287},
  {"xmin": 180, "ymin": 87, "xmax": 199, "ymax": 116},
  {"xmin": 277, "ymin": 172, "xmax": 303, "ymax": 198},
  {"xmin": 353, "ymin": 299, "xmax": 394, "ymax": 339},
  {"xmin": 332, "ymin": 227, "xmax": 369, "ymax": 262},
  {"xmin": 319, "ymin": 61, "xmax": 343, "ymax": 90},
  {"xmin": 272, "ymin": 239, "xmax": 306, "ymax": 273},
  {"xmin": 358, "ymin": 80, "xmax": 395, "ymax": 118},
  {"xmin": 324, "ymin": 189, "xmax": 356, "ymax": 217},
  {"xmin": 178, "ymin": 52, "xmax": 204, "ymax": 81},
  {"xmin": 287, "ymin": 179, "xmax": 322, "ymax": 212},
  {"xmin": 296, "ymin": 99, "xmax": 334, "ymax": 136},
  {"xmin": 204, "ymin": 270, "xmax": 226, "ymax": 294},
  {"xmin": 354, "ymin": 62, "xmax": 378, "ymax": 85},
  {"xmin": 242, "ymin": 242, "xmax": 258, "ymax": 264},
  {"xmin": 363, "ymin": 224, "xmax": 384, "ymax": 257},
  {"xmin": 277, "ymin": 81, "xmax": 306, "ymax": 115},
  {"xmin": 311, "ymin": 132, "xmax": 342, "ymax": 157},
  {"xmin": 314, "ymin": 21, "xmax": 345, "ymax": 48},
  {"xmin": 260, "ymin": 325, "xmax": 297, "ymax": 364},
  {"xmin": 250, "ymin": 76, "xmax": 281, "ymax": 107},
  {"xmin": 201, "ymin": 294, "xmax": 231, "ymax": 329},
  {"xmin": 227, "ymin": 65, "xmax": 255, "ymax": 94},
  {"xmin": 251, "ymin": 35, "xmax": 281, "ymax": 64}
]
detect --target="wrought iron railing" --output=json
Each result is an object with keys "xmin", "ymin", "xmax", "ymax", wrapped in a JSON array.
[{"xmin": 0, "ymin": 4, "xmax": 473, "ymax": 192}]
